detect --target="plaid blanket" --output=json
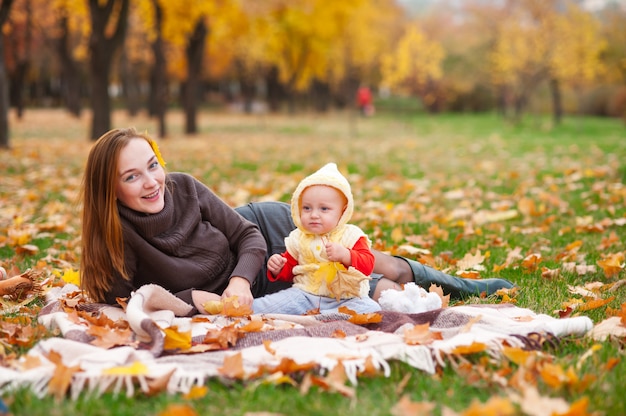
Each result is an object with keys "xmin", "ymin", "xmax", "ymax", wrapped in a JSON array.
[{"xmin": 0, "ymin": 284, "xmax": 593, "ymax": 399}]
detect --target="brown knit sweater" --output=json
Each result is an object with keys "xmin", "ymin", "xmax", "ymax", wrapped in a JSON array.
[{"xmin": 104, "ymin": 172, "xmax": 267, "ymax": 305}]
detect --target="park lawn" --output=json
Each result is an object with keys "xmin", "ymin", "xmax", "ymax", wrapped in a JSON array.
[{"xmin": 1, "ymin": 108, "xmax": 625, "ymax": 416}]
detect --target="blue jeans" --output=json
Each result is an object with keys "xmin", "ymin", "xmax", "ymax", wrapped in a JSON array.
[{"xmin": 252, "ymin": 287, "xmax": 381, "ymax": 315}]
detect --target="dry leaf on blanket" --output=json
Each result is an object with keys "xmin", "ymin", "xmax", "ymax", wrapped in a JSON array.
[
  {"xmin": 219, "ymin": 351, "xmax": 245, "ymax": 379},
  {"xmin": 304, "ymin": 307, "xmax": 321, "ymax": 315},
  {"xmin": 202, "ymin": 323, "xmax": 242, "ymax": 349},
  {"xmin": 403, "ymin": 323, "xmax": 442, "ymax": 345},
  {"xmin": 263, "ymin": 339, "xmax": 276, "ymax": 354},
  {"xmin": 87, "ymin": 324, "xmax": 136, "ymax": 349},
  {"xmin": 59, "ymin": 289, "xmax": 89, "ymax": 309},
  {"xmin": 331, "ymin": 329, "xmax": 346, "ymax": 338},
  {"xmin": 338, "ymin": 306, "xmax": 382, "ymax": 324},
  {"xmin": 75, "ymin": 307, "xmax": 121, "ymax": 328},
  {"xmin": 240, "ymin": 320, "xmax": 265, "ymax": 332},
  {"xmin": 46, "ymin": 350, "xmax": 81, "ymax": 400},
  {"xmin": 163, "ymin": 326, "xmax": 192, "ymax": 351}
]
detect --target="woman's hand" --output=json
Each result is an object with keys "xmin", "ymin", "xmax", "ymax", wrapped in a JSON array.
[
  {"xmin": 191, "ymin": 290, "xmax": 221, "ymax": 314},
  {"xmin": 222, "ymin": 276, "xmax": 253, "ymax": 306}
]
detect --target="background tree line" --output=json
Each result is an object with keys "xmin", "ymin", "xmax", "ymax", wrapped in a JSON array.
[{"xmin": 0, "ymin": 0, "xmax": 624, "ymax": 148}]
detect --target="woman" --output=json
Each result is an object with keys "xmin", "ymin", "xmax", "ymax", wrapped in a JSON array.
[{"xmin": 80, "ymin": 128, "xmax": 514, "ymax": 313}]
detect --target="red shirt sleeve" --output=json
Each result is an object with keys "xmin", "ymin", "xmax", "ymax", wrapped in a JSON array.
[
  {"xmin": 267, "ymin": 251, "xmax": 298, "ymax": 282},
  {"xmin": 268, "ymin": 237, "xmax": 374, "ymax": 281},
  {"xmin": 348, "ymin": 237, "xmax": 375, "ymax": 275}
]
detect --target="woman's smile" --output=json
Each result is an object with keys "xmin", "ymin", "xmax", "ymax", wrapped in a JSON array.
[{"xmin": 116, "ymin": 138, "xmax": 166, "ymax": 214}]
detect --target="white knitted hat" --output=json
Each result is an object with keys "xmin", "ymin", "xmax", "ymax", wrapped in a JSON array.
[{"xmin": 290, "ymin": 163, "xmax": 354, "ymax": 231}]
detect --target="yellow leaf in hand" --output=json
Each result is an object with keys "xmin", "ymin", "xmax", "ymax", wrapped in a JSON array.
[
  {"xmin": 203, "ymin": 300, "xmax": 223, "ymax": 315},
  {"xmin": 222, "ymin": 296, "xmax": 253, "ymax": 317}
]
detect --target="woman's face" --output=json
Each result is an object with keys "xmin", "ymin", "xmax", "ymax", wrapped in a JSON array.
[{"xmin": 115, "ymin": 138, "xmax": 166, "ymax": 214}]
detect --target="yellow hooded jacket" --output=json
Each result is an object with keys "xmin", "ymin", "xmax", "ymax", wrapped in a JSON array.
[{"xmin": 285, "ymin": 163, "xmax": 372, "ymax": 299}]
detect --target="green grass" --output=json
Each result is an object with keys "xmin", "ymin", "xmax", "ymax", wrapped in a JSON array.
[{"xmin": 1, "ymin": 109, "xmax": 625, "ymax": 415}]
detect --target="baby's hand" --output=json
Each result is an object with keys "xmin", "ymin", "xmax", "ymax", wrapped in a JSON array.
[
  {"xmin": 325, "ymin": 242, "xmax": 350, "ymax": 265},
  {"xmin": 267, "ymin": 254, "xmax": 287, "ymax": 275}
]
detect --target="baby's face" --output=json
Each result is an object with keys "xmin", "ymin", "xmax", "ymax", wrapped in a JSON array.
[{"xmin": 299, "ymin": 185, "xmax": 346, "ymax": 235}]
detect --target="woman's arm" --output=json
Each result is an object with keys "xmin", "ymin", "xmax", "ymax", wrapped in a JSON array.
[{"xmin": 194, "ymin": 177, "xmax": 267, "ymax": 286}]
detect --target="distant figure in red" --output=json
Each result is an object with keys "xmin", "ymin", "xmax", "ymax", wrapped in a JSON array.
[{"xmin": 356, "ymin": 86, "xmax": 375, "ymax": 117}]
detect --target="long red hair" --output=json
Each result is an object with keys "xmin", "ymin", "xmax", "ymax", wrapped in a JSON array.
[{"xmin": 79, "ymin": 127, "xmax": 161, "ymax": 302}]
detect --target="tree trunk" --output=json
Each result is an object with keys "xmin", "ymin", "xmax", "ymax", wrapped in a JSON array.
[
  {"xmin": 496, "ymin": 85, "xmax": 507, "ymax": 118},
  {"xmin": 0, "ymin": 0, "xmax": 14, "ymax": 149},
  {"xmin": 549, "ymin": 77, "xmax": 563, "ymax": 125},
  {"xmin": 8, "ymin": 0, "xmax": 30, "ymax": 120},
  {"xmin": 119, "ymin": 51, "xmax": 141, "ymax": 117},
  {"xmin": 88, "ymin": 0, "xmax": 129, "ymax": 140},
  {"xmin": 334, "ymin": 71, "xmax": 359, "ymax": 110},
  {"xmin": 149, "ymin": 0, "xmax": 167, "ymax": 138},
  {"xmin": 265, "ymin": 66, "xmax": 283, "ymax": 113},
  {"xmin": 183, "ymin": 19, "xmax": 207, "ymax": 135},
  {"xmin": 240, "ymin": 75, "xmax": 256, "ymax": 114},
  {"xmin": 90, "ymin": 54, "xmax": 112, "ymax": 140},
  {"xmin": 0, "ymin": 38, "xmax": 9, "ymax": 149},
  {"xmin": 513, "ymin": 93, "xmax": 527, "ymax": 124},
  {"xmin": 58, "ymin": 15, "xmax": 82, "ymax": 117},
  {"xmin": 9, "ymin": 62, "xmax": 28, "ymax": 119},
  {"xmin": 311, "ymin": 79, "xmax": 330, "ymax": 113}
]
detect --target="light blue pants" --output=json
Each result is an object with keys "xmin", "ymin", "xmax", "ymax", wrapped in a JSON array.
[{"xmin": 252, "ymin": 287, "xmax": 381, "ymax": 315}]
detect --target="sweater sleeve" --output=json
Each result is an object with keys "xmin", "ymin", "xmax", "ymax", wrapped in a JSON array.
[
  {"xmin": 348, "ymin": 236, "xmax": 375, "ymax": 276},
  {"xmin": 194, "ymin": 177, "xmax": 267, "ymax": 286}
]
